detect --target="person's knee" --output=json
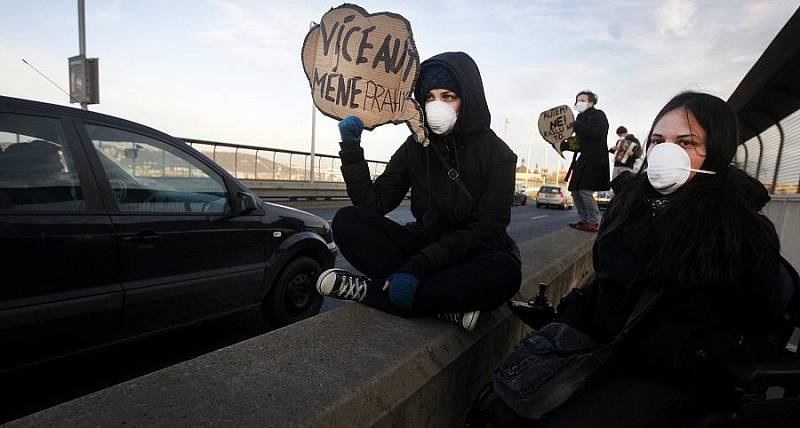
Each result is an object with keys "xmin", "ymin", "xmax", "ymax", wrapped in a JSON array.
[
  {"xmin": 501, "ymin": 263, "xmax": 523, "ymax": 300},
  {"xmin": 481, "ymin": 251, "xmax": 523, "ymax": 308},
  {"xmin": 332, "ymin": 205, "xmax": 374, "ymax": 242},
  {"xmin": 497, "ymin": 258, "xmax": 522, "ymax": 300}
]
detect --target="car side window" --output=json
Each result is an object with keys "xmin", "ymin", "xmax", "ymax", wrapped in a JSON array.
[
  {"xmin": 85, "ymin": 124, "xmax": 231, "ymax": 214},
  {"xmin": 0, "ymin": 113, "xmax": 86, "ymax": 211}
]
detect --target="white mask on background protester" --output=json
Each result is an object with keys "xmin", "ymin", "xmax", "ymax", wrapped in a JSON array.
[
  {"xmin": 425, "ymin": 101, "xmax": 458, "ymax": 135},
  {"xmin": 646, "ymin": 142, "xmax": 716, "ymax": 195},
  {"xmin": 574, "ymin": 101, "xmax": 589, "ymax": 113}
]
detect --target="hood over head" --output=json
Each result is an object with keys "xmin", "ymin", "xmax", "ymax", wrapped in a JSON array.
[
  {"xmin": 416, "ymin": 64, "xmax": 461, "ymax": 101},
  {"xmin": 414, "ymin": 52, "xmax": 491, "ymax": 136}
]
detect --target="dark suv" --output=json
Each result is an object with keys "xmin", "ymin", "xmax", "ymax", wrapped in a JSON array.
[{"xmin": 0, "ymin": 96, "xmax": 336, "ymax": 372}]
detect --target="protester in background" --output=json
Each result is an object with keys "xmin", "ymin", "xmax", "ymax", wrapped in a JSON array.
[
  {"xmin": 609, "ymin": 130, "xmax": 643, "ymax": 178},
  {"xmin": 489, "ymin": 91, "xmax": 796, "ymax": 426},
  {"xmin": 610, "ymin": 126, "xmax": 628, "ymax": 179},
  {"xmin": 563, "ymin": 90, "xmax": 610, "ymax": 233},
  {"xmin": 315, "ymin": 52, "xmax": 521, "ymax": 332}
]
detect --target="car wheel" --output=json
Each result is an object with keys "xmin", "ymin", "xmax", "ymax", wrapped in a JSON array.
[
  {"xmin": 263, "ymin": 256, "xmax": 323, "ymax": 327},
  {"xmin": 521, "ymin": 197, "xmax": 527, "ymax": 206},
  {"xmin": 536, "ymin": 202, "xmax": 541, "ymax": 208}
]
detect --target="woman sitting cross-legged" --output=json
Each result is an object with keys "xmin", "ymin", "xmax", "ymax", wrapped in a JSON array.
[{"xmin": 315, "ymin": 52, "xmax": 522, "ymax": 331}]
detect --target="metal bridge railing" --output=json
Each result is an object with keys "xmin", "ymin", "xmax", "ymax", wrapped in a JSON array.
[
  {"xmin": 181, "ymin": 138, "xmax": 388, "ymax": 183},
  {"xmin": 735, "ymin": 108, "xmax": 800, "ymax": 195}
]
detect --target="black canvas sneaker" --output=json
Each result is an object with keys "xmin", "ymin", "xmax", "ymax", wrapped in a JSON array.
[
  {"xmin": 316, "ymin": 268, "xmax": 369, "ymax": 302},
  {"xmin": 438, "ymin": 311, "xmax": 481, "ymax": 332}
]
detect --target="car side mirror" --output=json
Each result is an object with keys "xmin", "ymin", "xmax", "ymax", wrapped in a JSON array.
[{"xmin": 237, "ymin": 192, "xmax": 259, "ymax": 214}]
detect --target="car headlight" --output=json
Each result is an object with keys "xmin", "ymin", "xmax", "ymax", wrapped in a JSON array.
[{"xmin": 309, "ymin": 222, "xmax": 333, "ymax": 244}]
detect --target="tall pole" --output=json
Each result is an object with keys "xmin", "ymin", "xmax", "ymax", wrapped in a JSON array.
[
  {"xmin": 556, "ymin": 157, "xmax": 561, "ymax": 187},
  {"xmin": 77, "ymin": 0, "xmax": 87, "ymax": 110},
  {"xmin": 526, "ymin": 132, "xmax": 532, "ymax": 189},
  {"xmin": 310, "ymin": 91, "xmax": 316, "ymax": 183},
  {"xmin": 543, "ymin": 143, "xmax": 549, "ymax": 185},
  {"xmin": 309, "ymin": 21, "xmax": 317, "ymax": 183}
]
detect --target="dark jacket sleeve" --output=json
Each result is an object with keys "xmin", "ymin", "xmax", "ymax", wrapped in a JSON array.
[
  {"xmin": 339, "ymin": 140, "xmax": 411, "ymax": 215},
  {"xmin": 555, "ymin": 274, "xmax": 603, "ymax": 339},
  {"xmin": 573, "ymin": 109, "xmax": 609, "ymax": 148},
  {"xmin": 399, "ymin": 144, "xmax": 517, "ymax": 277}
]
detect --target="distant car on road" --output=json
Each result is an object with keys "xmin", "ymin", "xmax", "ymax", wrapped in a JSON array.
[
  {"xmin": 0, "ymin": 96, "xmax": 336, "ymax": 373},
  {"xmin": 535, "ymin": 185, "xmax": 573, "ymax": 209},
  {"xmin": 513, "ymin": 184, "xmax": 527, "ymax": 206},
  {"xmin": 594, "ymin": 190, "xmax": 614, "ymax": 209}
]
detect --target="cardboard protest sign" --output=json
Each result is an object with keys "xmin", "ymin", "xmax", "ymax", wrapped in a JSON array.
[
  {"xmin": 537, "ymin": 105, "xmax": 575, "ymax": 158},
  {"xmin": 302, "ymin": 4, "xmax": 426, "ymax": 145}
]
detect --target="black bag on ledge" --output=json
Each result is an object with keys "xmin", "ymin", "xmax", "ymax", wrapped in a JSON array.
[{"xmin": 492, "ymin": 285, "xmax": 663, "ymax": 420}]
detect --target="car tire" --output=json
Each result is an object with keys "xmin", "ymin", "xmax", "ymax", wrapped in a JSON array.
[
  {"xmin": 262, "ymin": 256, "xmax": 323, "ymax": 327},
  {"xmin": 536, "ymin": 202, "xmax": 541, "ymax": 208},
  {"xmin": 521, "ymin": 197, "xmax": 527, "ymax": 206}
]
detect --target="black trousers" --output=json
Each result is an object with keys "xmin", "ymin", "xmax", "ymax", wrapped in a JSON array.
[{"xmin": 332, "ymin": 206, "xmax": 522, "ymax": 315}]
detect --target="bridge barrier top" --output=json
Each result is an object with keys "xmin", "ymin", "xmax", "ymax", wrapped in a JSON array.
[{"xmin": 181, "ymin": 138, "xmax": 389, "ymax": 184}]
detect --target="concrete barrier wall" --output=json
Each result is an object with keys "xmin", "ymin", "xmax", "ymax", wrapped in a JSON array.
[
  {"xmin": 241, "ymin": 180, "xmax": 348, "ymax": 200},
  {"xmin": 764, "ymin": 195, "xmax": 800, "ymax": 271},
  {"xmin": 10, "ymin": 228, "xmax": 595, "ymax": 427}
]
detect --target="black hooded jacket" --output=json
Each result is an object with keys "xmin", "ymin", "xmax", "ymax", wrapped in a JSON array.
[
  {"xmin": 556, "ymin": 169, "xmax": 794, "ymax": 390},
  {"xmin": 338, "ymin": 52, "xmax": 519, "ymax": 278}
]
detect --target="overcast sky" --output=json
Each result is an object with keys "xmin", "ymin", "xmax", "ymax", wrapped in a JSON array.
[{"xmin": 2, "ymin": 0, "xmax": 798, "ymax": 169}]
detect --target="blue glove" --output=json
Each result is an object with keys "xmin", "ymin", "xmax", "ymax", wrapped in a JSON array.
[
  {"xmin": 338, "ymin": 116, "xmax": 364, "ymax": 142},
  {"xmin": 386, "ymin": 272, "xmax": 420, "ymax": 312}
]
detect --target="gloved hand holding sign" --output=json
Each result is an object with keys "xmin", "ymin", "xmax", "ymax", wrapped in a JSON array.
[{"xmin": 338, "ymin": 116, "xmax": 364, "ymax": 143}]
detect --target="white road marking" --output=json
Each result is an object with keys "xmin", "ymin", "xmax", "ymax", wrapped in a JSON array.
[{"xmin": 530, "ymin": 215, "xmax": 549, "ymax": 220}]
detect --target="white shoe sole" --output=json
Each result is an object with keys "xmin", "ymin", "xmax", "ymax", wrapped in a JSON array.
[
  {"xmin": 462, "ymin": 311, "xmax": 480, "ymax": 332},
  {"xmin": 316, "ymin": 268, "xmax": 341, "ymax": 296}
]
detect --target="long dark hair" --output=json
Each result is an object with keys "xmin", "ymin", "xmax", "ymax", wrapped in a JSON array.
[{"xmin": 602, "ymin": 92, "xmax": 777, "ymax": 289}]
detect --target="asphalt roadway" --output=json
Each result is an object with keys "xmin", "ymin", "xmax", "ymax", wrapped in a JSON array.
[{"xmin": 0, "ymin": 200, "xmax": 578, "ymax": 423}]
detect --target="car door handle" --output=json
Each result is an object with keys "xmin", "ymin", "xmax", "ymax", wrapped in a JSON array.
[{"xmin": 122, "ymin": 231, "xmax": 163, "ymax": 248}]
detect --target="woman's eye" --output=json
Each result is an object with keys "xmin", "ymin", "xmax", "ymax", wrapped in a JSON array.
[
  {"xmin": 679, "ymin": 140, "xmax": 695, "ymax": 147},
  {"xmin": 650, "ymin": 139, "xmax": 664, "ymax": 145}
]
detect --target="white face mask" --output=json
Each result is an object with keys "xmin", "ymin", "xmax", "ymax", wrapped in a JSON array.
[
  {"xmin": 574, "ymin": 101, "xmax": 589, "ymax": 113},
  {"xmin": 425, "ymin": 101, "xmax": 458, "ymax": 135},
  {"xmin": 646, "ymin": 142, "xmax": 716, "ymax": 194}
]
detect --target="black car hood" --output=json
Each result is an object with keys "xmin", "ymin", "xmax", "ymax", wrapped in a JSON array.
[{"xmin": 263, "ymin": 202, "xmax": 328, "ymax": 230}]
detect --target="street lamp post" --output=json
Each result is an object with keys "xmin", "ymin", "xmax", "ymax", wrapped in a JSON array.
[
  {"xmin": 556, "ymin": 157, "xmax": 562, "ymax": 187},
  {"xmin": 543, "ymin": 143, "xmax": 549, "ymax": 186},
  {"xmin": 310, "ymin": 90, "xmax": 316, "ymax": 183},
  {"xmin": 77, "ymin": 0, "xmax": 87, "ymax": 110},
  {"xmin": 309, "ymin": 21, "xmax": 318, "ymax": 183},
  {"xmin": 526, "ymin": 132, "xmax": 532, "ymax": 189}
]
